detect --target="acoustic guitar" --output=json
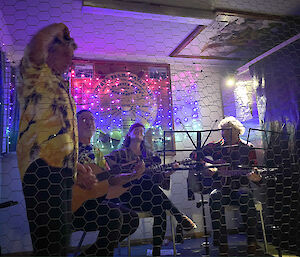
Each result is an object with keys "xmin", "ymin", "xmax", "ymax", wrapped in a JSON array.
[
  {"xmin": 188, "ymin": 160, "xmax": 274, "ymax": 195},
  {"xmin": 72, "ymin": 163, "xmax": 110, "ymax": 213},
  {"xmin": 72, "ymin": 163, "xmax": 137, "ymax": 212},
  {"xmin": 145, "ymin": 158, "xmax": 196, "ymax": 174},
  {"xmin": 73, "ymin": 159, "xmax": 195, "ymax": 212}
]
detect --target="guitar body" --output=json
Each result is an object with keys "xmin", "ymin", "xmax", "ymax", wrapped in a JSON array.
[
  {"xmin": 72, "ymin": 158, "xmax": 197, "ymax": 212},
  {"xmin": 72, "ymin": 163, "xmax": 109, "ymax": 213},
  {"xmin": 106, "ymin": 184, "xmax": 132, "ymax": 200}
]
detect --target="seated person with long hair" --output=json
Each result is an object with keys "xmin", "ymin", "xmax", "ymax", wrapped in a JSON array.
[{"xmin": 105, "ymin": 123, "xmax": 197, "ymax": 257}]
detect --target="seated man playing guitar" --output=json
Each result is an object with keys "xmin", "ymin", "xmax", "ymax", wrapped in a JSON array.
[
  {"xmin": 190, "ymin": 116, "xmax": 262, "ymax": 256},
  {"xmin": 72, "ymin": 110, "xmax": 141, "ymax": 256},
  {"xmin": 105, "ymin": 123, "xmax": 197, "ymax": 257}
]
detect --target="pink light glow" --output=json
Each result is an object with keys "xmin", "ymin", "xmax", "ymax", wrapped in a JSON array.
[{"xmin": 70, "ymin": 66, "xmax": 173, "ymax": 132}]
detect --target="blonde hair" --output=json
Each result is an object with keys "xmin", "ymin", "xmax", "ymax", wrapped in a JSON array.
[{"xmin": 218, "ymin": 116, "xmax": 245, "ymax": 135}]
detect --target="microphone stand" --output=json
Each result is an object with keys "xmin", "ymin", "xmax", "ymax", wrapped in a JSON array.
[
  {"xmin": 202, "ymin": 120, "xmax": 218, "ymax": 147},
  {"xmin": 199, "ymin": 120, "xmax": 219, "ymax": 256},
  {"xmin": 179, "ymin": 120, "xmax": 197, "ymax": 148},
  {"xmin": 179, "ymin": 120, "xmax": 210, "ymax": 256}
]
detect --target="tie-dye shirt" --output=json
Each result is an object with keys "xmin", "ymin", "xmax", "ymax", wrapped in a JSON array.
[{"xmin": 17, "ymin": 53, "xmax": 78, "ymax": 180}]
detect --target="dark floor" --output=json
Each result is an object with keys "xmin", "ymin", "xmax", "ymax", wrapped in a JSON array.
[{"xmin": 115, "ymin": 234, "xmax": 272, "ymax": 257}]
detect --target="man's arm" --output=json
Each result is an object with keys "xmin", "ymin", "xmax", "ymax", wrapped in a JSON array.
[
  {"xmin": 27, "ymin": 23, "xmax": 69, "ymax": 66},
  {"xmin": 247, "ymin": 145, "xmax": 262, "ymax": 183}
]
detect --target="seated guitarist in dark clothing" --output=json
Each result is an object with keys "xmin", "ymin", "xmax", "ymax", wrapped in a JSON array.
[
  {"xmin": 190, "ymin": 116, "xmax": 262, "ymax": 256},
  {"xmin": 72, "ymin": 110, "xmax": 140, "ymax": 256},
  {"xmin": 105, "ymin": 122, "xmax": 197, "ymax": 257}
]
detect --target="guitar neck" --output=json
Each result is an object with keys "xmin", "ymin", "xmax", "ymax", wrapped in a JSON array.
[
  {"xmin": 146, "ymin": 159, "xmax": 193, "ymax": 173},
  {"xmin": 145, "ymin": 162, "xmax": 171, "ymax": 173},
  {"xmin": 218, "ymin": 169, "xmax": 253, "ymax": 177}
]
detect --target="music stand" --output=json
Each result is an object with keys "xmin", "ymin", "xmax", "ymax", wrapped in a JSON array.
[
  {"xmin": 160, "ymin": 129, "xmax": 218, "ymax": 256},
  {"xmin": 160, "ymin": 128, "xmax": 253, "ymax": 256}
]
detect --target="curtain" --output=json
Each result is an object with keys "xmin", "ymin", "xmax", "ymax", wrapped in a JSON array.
[{"xmin": 249, "ymin": 40, "xmax": 300, "ymax": 150}]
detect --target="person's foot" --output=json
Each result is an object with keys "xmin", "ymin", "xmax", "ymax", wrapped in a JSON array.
[
  {"xmin": 219, "ymin": 244, "xmax": 229, "ymax": 256},
  {"xmin": 180, "ymin": 215, "xmax": 197, "ymax": 231},
  {"xmin": 175, "ymin": 224, "xmax": 184, "ymax": 244},
  {"xmin": 212, "ymin": 238, "xmax": 220, "ymax": 246},
  {"xmin": 152, "ymin": 246, "xmax": 161, "ymax": 257},
  {"xmin": 247, "ymin": 242, "xmax": 257, "ymax": 255}
]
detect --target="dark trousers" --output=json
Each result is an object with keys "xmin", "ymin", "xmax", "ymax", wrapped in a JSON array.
[
  {"xmin": 73, "ymin": 199, "xmax": 139, "ymax": 256},
  {"xmin": 22, "ymin": 159, "xmax": 74, "ymax": 256},
  {"xmin": 116, "ymin": 175, "xmax": 184, "ymax": 249},
  {"xmin": 23, "ymin": 159, "xmax": 139, "ymax": 256},
  {"xmin": 209, "ymin": 187, "xmax": 257, "ymax": 245}
]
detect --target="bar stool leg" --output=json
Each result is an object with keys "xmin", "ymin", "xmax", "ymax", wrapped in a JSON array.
[
  {"xmin": 170, "ymin": 215, "xmax": 177, "ymax": 256},
  {"xmin": 259, "ymin": 208, "xmax": 268, "ymax": 253},
  {"xmin": 127, "ymin": 235, "xmax": 131, "ymax": 256},
  {"xmin": 255, "ymin": 201, "xmax": 269, "ymax": 254}
]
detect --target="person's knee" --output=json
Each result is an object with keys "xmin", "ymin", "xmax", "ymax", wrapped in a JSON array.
[
  {"xmin": 210, "ymin": 190, "xmax": 222, "ymax": 201},
  {"xmin": 151, "ymin": 205, "xmax": 166, "ymax": 217},
  {"xmin": 108, "ymin": 207, "xmax": 122, "ymax": 220},
  {"xmin": 100, "ymin": 208, "xmax": 123, "ymax": 231}
]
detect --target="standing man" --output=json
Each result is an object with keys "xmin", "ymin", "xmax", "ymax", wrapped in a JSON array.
[
  {"xmin": 17, "ymin": 23, "xmax": 82, "ymax": 255},
  {"xmin": 190, "ymin": 116, "xmax": 262, "ymax": 255}
]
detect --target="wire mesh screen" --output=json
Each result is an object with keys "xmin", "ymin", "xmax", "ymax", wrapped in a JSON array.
[{"xmin": 0, "ymin": 1, "xmax": 300, "ymax": 257}]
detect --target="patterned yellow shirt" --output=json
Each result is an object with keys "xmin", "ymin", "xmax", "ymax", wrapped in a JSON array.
[{"xmin": 17, "ymin": 54, "xmax": 78, "ymax": 180}]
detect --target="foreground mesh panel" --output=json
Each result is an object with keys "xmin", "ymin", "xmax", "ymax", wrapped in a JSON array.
[{"xmin": 0, "ymin": 1, "xmax": 299, "ymax": 256}]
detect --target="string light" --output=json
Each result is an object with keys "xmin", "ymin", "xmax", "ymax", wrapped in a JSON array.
[{"xmin": 70, "ymin": 67, "xmax": 174, "ymax": 143}]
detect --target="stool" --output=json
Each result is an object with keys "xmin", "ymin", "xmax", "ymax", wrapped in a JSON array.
[
  {"xmin": 225, "ymin": 201, "xmax": 268, "ymax": 254},
  {"xmin": 127, "ymin": 211, "xmax": 177, "ymax": 256},
  {"xmin": 254, "ymin": 201, "xmax": 268, "ymax": 254}
]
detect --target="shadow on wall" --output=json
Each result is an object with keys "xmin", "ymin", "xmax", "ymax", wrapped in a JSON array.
[{"xmin": 0, "ymin": 153, "xmax": 32, "ymax": 254}]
